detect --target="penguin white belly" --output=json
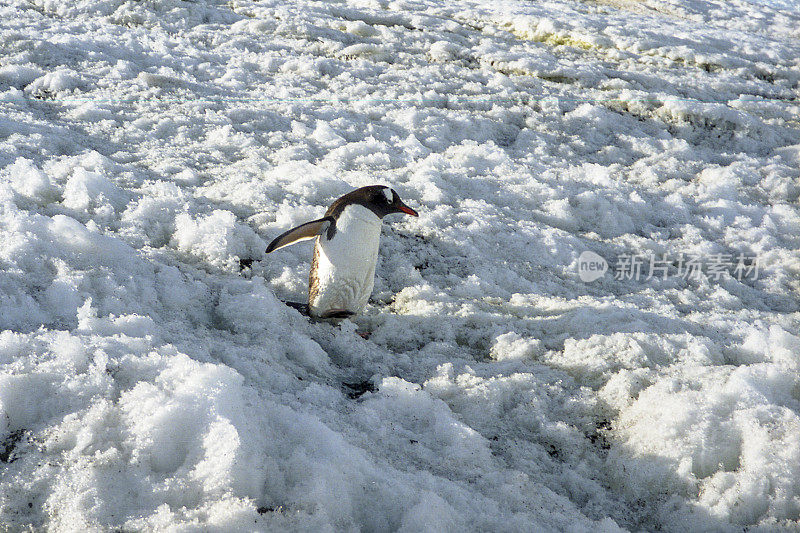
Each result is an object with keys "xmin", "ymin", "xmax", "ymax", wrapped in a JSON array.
[{"xmin": 309, "ymin": 205, "xmax": 382, "ymax": 317}]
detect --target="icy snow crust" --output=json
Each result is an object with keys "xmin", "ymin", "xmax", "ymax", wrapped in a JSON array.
[{"xmin": 0, "ymin": 0, "xmax": 799, "ymax": 530}]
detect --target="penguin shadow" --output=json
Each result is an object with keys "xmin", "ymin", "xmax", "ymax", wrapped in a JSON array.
[
  {"xmin": 361, "ymin": 297, "xmax": 744, "ymax": 368},
  {"xmin": 352, "ymin": 223, "xmax": 750, "ymax": 384},
  {"xmin": 375, "ymin": 217, "xmax": 766, "ymax": 362}
]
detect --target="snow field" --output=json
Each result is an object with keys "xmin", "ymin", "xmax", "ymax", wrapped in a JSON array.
[{"xmin": 0, "ymin": 0, "xmax": 799, "ymax": 530}]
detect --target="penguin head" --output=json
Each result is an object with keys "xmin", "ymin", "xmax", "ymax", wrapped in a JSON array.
[{"xmin": 362, "ymin": 186, "xmax": 419, "ymax": 218}]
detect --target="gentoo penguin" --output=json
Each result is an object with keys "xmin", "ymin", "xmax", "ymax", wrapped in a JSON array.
[{"xmin": 266, "ymin": 185, "xmax": 418, "ymax": 319}]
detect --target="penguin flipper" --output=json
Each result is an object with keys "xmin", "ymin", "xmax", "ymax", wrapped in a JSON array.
[{"xmin": 266, "ymin": 217, "xmax": 334, "ymax": 253}]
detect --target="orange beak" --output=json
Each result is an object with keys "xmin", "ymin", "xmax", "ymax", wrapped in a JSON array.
[{"xmin": 397, "ymin": 202, "xmax": 418, "ymax": 216}]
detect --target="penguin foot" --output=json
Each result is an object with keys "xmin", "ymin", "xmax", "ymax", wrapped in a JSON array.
[
  {"xmin": 320, "ymin": 309, "xmax": 356, "ymax": 320},
  {"xmin": 283, "ymin": 301, "xmax": 310, "ymax": 316}
]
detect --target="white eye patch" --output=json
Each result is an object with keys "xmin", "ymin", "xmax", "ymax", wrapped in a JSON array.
[{"xmin": 381, "ymin": 187, "xmax": 394, "ymax": 203}]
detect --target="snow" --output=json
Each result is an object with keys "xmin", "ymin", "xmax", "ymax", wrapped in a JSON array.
[{"xmin": 0, "ymin": 0, "xmax": 798, "ymax": 530}]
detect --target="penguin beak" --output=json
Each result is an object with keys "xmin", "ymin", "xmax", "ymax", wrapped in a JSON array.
[{"xmin": 396, "ymin": 202, "xmax": 418, "ymax": 217}]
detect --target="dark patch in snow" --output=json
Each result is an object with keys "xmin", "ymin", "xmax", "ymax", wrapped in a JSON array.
[
  {"xmin": 0, "ymin": 430, "xmax": 24, "ymax": 464},
  {"xmin": 342, "ymin": 380, "xmax": 376, "ymax": 399}
]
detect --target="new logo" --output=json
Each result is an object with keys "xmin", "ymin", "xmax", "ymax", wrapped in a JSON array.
[{"xmin": 578, "ymin": 251, "xmax": 608, "ymax": 282}]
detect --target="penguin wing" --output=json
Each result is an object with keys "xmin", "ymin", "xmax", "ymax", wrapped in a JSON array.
[{"xmin": 266, "ymin": 217, "xmax": 334, "ymax": 253}]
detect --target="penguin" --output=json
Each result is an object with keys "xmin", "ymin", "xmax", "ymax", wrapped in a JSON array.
[{"xmin": 266, "ymin": 185, "xmax": 419, "ymax": 319}]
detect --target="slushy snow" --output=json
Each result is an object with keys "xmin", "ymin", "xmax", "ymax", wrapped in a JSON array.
[{"xmin": 0, "ymin": 0, "xmax": 799, "ymax": 530}]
